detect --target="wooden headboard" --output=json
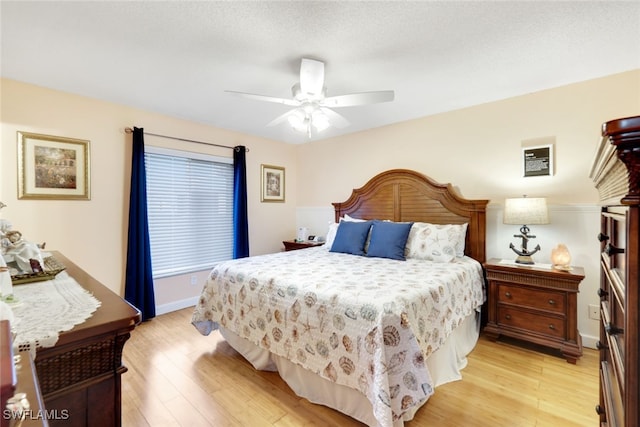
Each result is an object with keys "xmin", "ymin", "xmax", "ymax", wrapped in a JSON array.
[{"xmin": 332, "ymin": 169, "xmax": 489, "ymax": 263}]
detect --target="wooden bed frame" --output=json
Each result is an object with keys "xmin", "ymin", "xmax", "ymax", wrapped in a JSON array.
[{"xmin": 333, "ymin": 169, "xmax": 489, "ymax": 263}]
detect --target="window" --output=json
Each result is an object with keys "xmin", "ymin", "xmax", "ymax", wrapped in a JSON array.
[{"xmin": 145, "ymin": 146, "xmax": 233, "ymax": 278}]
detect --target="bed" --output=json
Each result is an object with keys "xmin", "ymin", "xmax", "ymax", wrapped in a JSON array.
[{"xmin": 192, "ymin": 169, "xmax": 488, "ymax": 427}]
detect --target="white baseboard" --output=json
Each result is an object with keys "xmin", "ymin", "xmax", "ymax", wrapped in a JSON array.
[
  {"xmin": 155, "ymin": 296, "xmax": 198, "ymax": 316},
  {"xmin": 581, "ymin": 333, "xmax": 599, "ymax": 350}
]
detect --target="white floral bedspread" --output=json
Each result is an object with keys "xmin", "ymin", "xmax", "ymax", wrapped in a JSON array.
[{"xmin": 192, "ymin": 247, "xmax": 484, "ymax": 427}]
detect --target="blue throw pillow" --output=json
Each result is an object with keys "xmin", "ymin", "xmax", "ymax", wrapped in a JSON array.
[
  {"xmin": 329, "ymin": 221, "xmax": 372, "ymax": 256},
  {"xmin": 366, "ymin": 220, "xmax": 414, "ymax": 260}
]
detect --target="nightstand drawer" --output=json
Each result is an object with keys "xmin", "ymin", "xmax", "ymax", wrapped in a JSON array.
[
  {"xmin": 497, "ymin": 307, "xmax": 565, "ymax": 339},
  {"xmin": 497, "ymin": 283, "xmax": 566, "ymax": 314}
]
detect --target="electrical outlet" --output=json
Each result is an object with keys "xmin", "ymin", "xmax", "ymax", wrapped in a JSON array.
[
  {"xmin": 190, "ymin": 275, "xmax": 198, "ymax": 286},
  {"xmin": 588, "ymin": 304, "xmax": 600, "ymax": 320}
]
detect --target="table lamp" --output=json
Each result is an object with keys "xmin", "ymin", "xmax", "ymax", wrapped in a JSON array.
[{"xmin": 503, "ymin": 196, "xmax": 549, "ymax": 264}]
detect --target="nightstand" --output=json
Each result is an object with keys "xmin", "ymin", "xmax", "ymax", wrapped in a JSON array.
[
  {"xmin": 483, "ymin": 258, "xmax": 585, "ymax": 363},
  {"xmin": 282, "ymin": 240, "xmax": 324, "ymax": 251}
]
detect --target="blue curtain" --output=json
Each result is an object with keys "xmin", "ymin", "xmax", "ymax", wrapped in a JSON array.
[
  {"xmin": 233, "ymin": 146, "xmax": 249, "ymax": 258},
  {"xmin": 124, "ymin": 127, "xmax": 156, "ymax": 321}
]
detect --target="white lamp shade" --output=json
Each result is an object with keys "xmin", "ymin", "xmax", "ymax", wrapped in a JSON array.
[{"xmin": 503, "ymin": 197, "xmax": 549, "ymax": 225}]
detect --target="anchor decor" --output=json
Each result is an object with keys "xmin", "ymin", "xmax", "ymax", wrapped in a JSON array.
[
  {"xmin": 509, "ymin": 224, "xmax": 542, "ymax": 264},
  {"xmin": 503, "ymin": 196, "xmax": 549, "ymax": 265}
]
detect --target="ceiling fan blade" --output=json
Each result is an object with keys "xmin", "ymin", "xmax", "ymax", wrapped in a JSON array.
[
  {"xmin": 225, "ymin": 90, "xmax": 300, "ymax": 107},
  {"xmin": 321, "ymin": 90, "xmax": 395, "ymax": 107},
  {"xmin": 266, "ymin": 108, "xmax": 298, "ymax": 127},
  {"xmin": 299, "ymin": 58, "xmax": 325, "ymax": 96},
  {"xmin": 319, "ymin": 107, "xmax": 350, "ymax": 129}
]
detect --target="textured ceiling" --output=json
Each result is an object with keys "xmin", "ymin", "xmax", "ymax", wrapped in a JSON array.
[{"xmin": 1, "ymin": 1, "xmax": 639, "ymax": 144}]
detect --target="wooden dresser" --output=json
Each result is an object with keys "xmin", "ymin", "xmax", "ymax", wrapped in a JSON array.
[
  {"xmin": 589, "ymin": 115, "xmax": 639, "ymax": 427},
  {"xmin": 33, "ymin": 252, "xmax": 141, "ymax": 427}
]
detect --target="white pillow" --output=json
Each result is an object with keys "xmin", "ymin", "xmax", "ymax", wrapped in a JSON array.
[
  {"xmin": 405, "ymin": 222, "xmax": 468, "ymax": 262},
  {"xmin": 324, "ymin": 215, "xmax": 363, "ymax": 250},
  {"xmin": 342, "ymin": 213, "xmax": 366, "ymax": 222},
  {"xmin": 324, "ymin": 222, "xmax": 339, "ymax": 250}
]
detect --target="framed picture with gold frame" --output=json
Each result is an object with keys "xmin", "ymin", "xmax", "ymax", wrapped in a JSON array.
[
  {"xmin": 17, "ymin": 131, "xmax": 91, "ymax": 200},
  {"xmin": 260, "ymin": 164, "xmax": 285, "ymax": 202}
]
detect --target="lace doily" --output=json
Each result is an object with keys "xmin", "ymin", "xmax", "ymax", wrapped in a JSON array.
[{"xmin": 9, "ymin": 271, "xmax": 101, "ymax": 357}]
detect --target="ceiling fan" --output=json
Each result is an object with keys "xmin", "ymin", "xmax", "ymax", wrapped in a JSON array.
[{"xmin": 225, "ymin": 58, "xmax": 395, "ymax": 137}]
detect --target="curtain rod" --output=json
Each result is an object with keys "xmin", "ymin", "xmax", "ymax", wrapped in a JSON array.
[{"xmin": 124, "ymin": 127, "xmax": 248, "ymax": 152}]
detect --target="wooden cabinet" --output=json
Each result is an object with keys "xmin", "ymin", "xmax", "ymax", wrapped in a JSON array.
[
  {"xmin": 590, "ymin": 115, "xmax": 640, "ymax": 427},
  {"xmin": 33, "ymin": 252, "xmax": 140, "ymax": 427},
  {"xmin": 282, "ymin": 240, "xmax": 324, "ymax": 251},
  {"xmin": 483, "ymin": 258, "xmax": 584, "ymax": 363}
]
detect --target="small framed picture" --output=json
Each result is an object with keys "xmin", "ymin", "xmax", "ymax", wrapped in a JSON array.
[
  {"xmin": 523, "ymin": 144, "xmax": 553, "ymax": 177},
  {"xmin": 261, "ymin": 164, "xmax": 285, "ymax": 202},
  {"xmin": 17, "ymin": 132, "xmax": 91, "ymax": 200}
]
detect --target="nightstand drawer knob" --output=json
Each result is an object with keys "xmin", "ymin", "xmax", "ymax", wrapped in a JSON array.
[
  {"xmin": 548, "ymin": 324, "xmax": 555, "ymax": 330},
  {"xmin": 504, "ymin": 292, "xmax": 512, "ymax": 298},
  {"xmin": 597, "ymin": 233, "xmax": 609, "ymax": 242},
  {"xmin": 597, "ymin": 288, "xmax": 608, "ymax": 298},
  {"xmin": 505, "ymin": 314, "xmax": 511, "ymax": 320},
  {"xmin": 548, "ymin": 299, "xmax": 556, "ymax": 305}
]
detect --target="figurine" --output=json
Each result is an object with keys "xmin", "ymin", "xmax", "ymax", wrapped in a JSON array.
[{"xmin": 4, "ymin": 230, "xmax": 44, "ymax": 274}]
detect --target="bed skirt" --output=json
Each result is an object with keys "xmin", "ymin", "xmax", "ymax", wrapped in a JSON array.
[{"xmin": 219, "ymin": 310, "xmax": 480, "ymax": 427}]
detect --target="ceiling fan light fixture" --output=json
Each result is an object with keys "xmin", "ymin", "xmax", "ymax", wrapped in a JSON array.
[
  {"xmin": 311, "ymin": 111, "xmax": 330, "ymax": 131},
  {"xmin": 288, "ymin": 112, "xmax": 308, "ymax": 133},
  {"xmin": 226, "ymin": 58, "xmax": 393, "ymax": 138}
]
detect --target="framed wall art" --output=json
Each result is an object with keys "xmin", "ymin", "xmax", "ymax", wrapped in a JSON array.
[
  {"xmin": 17, "ymin": 131, "xmax": 91, "ymax": 200},
  {"xmin": 522, "ymin": 144, "xmax": 553, "ymax": 177},
  {"xmin": 260, "ymin": 164, "xmax": 285, "ymax": 202}
]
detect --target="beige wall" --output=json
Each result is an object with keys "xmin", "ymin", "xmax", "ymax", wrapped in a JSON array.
[
  {"xmin": 296, "ymin": 70, "xmax": 640, "ymax": 206},
  {"xmin": 1, "ymin": 78, "xmax": 298, "ymax": 300}
]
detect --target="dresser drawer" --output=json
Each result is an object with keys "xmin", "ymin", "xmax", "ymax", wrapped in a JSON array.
[
  {"xmin": 601, "ymin": 300, "xmax": 625, "ymax": 388},
  {"xmin": 497, "ymin": 283, "xmax": 566, "ymax": 314},
  {"xmin": 497, "ymin": 307, "xmax": 565, "ymax": 339},
  {"xmin": 601, "ymin": 360, "xmax": 624, "ymax": 427}
]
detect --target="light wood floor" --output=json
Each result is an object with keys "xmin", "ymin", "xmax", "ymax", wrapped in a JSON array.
[{"xmin": 121, "ymin": 308, "xmax": 599, "ymax": 427}]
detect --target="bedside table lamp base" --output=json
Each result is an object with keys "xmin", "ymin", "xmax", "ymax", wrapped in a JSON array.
[{"xmin": 514, "ymin": 254, "xmax": 534, "ymax": 265}]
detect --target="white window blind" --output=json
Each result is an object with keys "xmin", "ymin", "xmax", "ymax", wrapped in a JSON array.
[{"xmin": 144, "ymin": 146, "xmax": 234, "ymax": 278}]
